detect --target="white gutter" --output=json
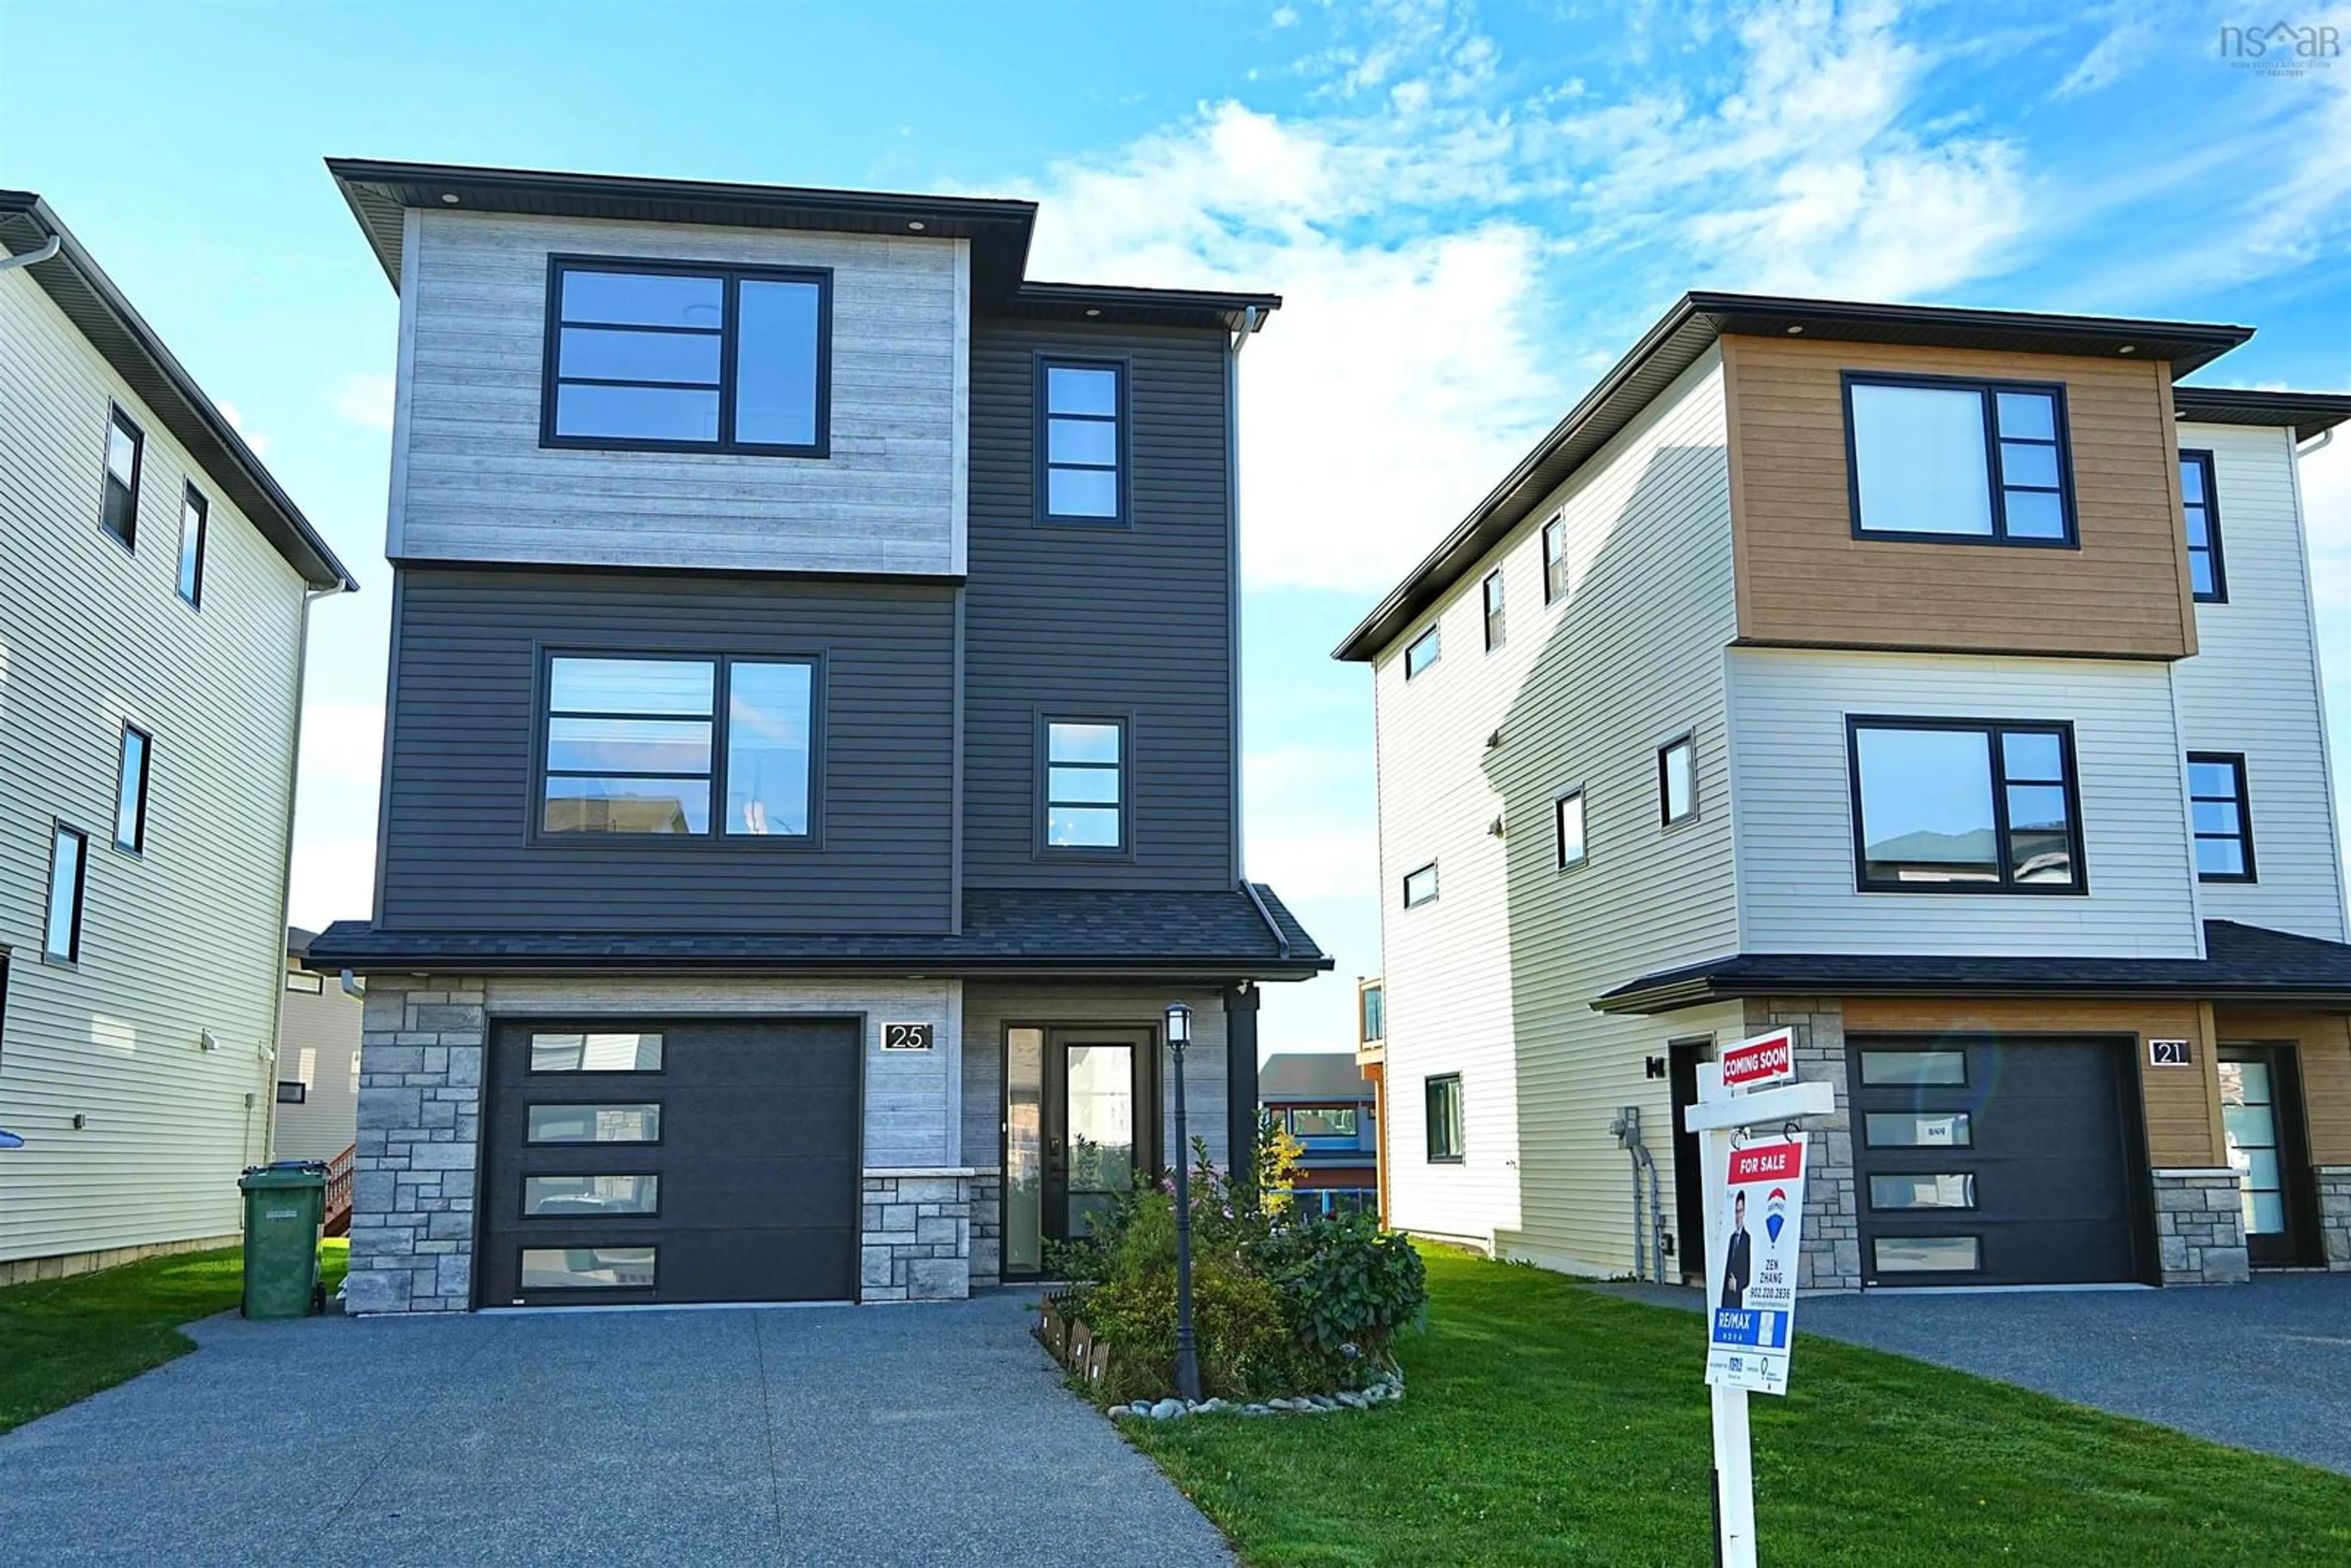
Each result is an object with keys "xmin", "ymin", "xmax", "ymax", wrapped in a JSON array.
[{"xmin": 0, "ymin": 231, "xmax": 61, "ymax": 272}]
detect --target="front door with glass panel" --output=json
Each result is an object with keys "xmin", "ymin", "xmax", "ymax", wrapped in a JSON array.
[
  {"xmin": 1001, "ymin": 1027, "xmax": 1155, "ymax": 1277},
  {"xmin": 2220, "ymin": 1044, "xmax": 2317, "ymax": 1267}
]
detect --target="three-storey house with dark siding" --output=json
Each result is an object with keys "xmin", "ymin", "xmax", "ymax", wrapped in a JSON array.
[{"xmin": 308, "ymin": 160, "xmax": 1327, "ymax": 1313}]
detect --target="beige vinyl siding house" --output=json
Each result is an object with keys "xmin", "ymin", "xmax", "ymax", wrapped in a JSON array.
[
  {"xmin": 272, "ymin": 932, "xmax": 364, "ymax": 1163},
  {"xmin": 0, "ymin": 196, "xmax": 353, "ymax": 1280}
]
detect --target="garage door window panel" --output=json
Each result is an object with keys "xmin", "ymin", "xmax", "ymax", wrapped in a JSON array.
[
  {"xmin": 1859, "ymin": 1049, "xmax": 1966, "ymax": 1086},
  {"xmin": 1872, "ymin": 1236, "xmax": 1981, "ymax": 1273},
  {"xmin": 1869, "ymin": 1173, "xmax": 1977, "ymax": 1210},
  {"xmin": 523, "ymin": 1174, "xmax": 661, "ymax": 1218},
  {"xmin": 527, "ymin": 1103, "xmax": 663, "ymax": 1144},
  {"xmin": 520, "ymin": 1246, "xmax": 659, "ymax": 1290},
  {"xmin": 528, "ymin": 1031, "xmax": 666, "ymax": 1073},
  {"xmin": 1864, "ymin": 1111, "xmax": 1973, "ymax": 1149}
]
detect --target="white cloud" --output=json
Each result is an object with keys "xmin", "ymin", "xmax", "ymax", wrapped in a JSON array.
[
  {"xmin": 333, "ymin": 372, "xmax": 396, "ymax": 433},
  {"xmin": 2052, "ymin": 15, "xmax": 2156, "ymax": 99},
  {"xmin": 217, "ymin": 399, "xmax": 270, "ymax": 456}
]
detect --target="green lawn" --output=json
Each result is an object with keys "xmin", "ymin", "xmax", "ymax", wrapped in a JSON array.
[
  {"xmin": 1123, "ymin": 1247, "xmax": 2351, "ymax": 1567},
  {"xmin": 0, "ymin": 1238, "xmax": 348, "ymax": 1436}
]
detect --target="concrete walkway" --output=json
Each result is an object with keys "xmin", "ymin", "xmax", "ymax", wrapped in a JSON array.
[
  {"xmin": 0, "ymin": 1291, "xmax": 1231, "ymax": 1567},
  {"xmin": 1598, "ymin": 1272, "xmax": 2351, "ymax": 1473}
]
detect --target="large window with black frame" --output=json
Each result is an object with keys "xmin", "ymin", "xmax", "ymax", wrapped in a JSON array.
[
  {"xmin": 539, "ymin": 655, "xmax": 813, "ymax": 838},
  {"xmin": 1848, "ymin": 717, "xmax": 2083, "ymax": 892},
  {"xmin": 1845, "ymin": 375, "xmax": 2073, "ymax": 546},
  {"xmin": 2187, "ymin": 752, "xmax": 2255, "ymax": 882}
]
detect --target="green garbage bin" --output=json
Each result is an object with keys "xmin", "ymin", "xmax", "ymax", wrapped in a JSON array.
[{"xmin": 238, "ymin": 1161, "xmax": 328, "ymax": 1319}]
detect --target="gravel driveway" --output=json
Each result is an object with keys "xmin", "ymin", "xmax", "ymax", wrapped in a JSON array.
[{"xmin": 0, "ymin": 1289, "xmax": 1231, "ymax": 1567}]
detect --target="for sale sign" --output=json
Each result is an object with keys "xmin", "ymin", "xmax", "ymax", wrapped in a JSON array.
[
  {"xmin": 1705, "ymin": 1133, "xmax": 1806, "ymax": 1397},
  {"xmin": 1719, "ymin": 1027, "xmax": 1796, "ymax": 1093}
]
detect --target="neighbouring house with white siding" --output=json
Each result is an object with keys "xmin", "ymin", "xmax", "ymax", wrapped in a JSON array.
[
  {"xmin": 272, "ymin": 928, "xmax": 364, "ymax": 1163},
  {"xmin": 0, "ymin": 193, "xmax": 356, "ymax": 1283},
  {"xmin": 1338, "ymin": 292, "xmax": 2351, "ymax": 1296}
]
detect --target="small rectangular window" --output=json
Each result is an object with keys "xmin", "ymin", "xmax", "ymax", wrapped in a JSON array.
[
  {"xmin": 1845, "ymin": 375, "xmax": 2074, "ymax": 546},
  {"xmin": 1402, "ymin": 861, "xmax": 1438, "ymax": 908},
  {"xmin": 1289, "ymin": 1108, "xmax": 1359, "ymax": 1138},
  {"xmin": 1359, "ymin": 981, "xmax": 1385, "ymax": 1045},
  {"xmin": 1850, "ymin": 718, "xmax": 2083, "ymax": 893},
  {"xmin": 2180, "ymin": 451, "xmax": 2225, "ymax": 603},
  {"xmin": 1555, "ymin": 789, "xmax": 1588, "ymax": 869},
  {"xmin": 1864, "ymin": 1111, "xmax": 1973, "ymax": 1149},
  {"xmin": 102, "ymin": 406, "xmax": 143, "ymax": 549},
  {"xmin": 1042, "ymin": 718, "xmax": 1125, "ymax": 852},
  {"xmin": 1858, "ymin": 1049, "xmax": 1966, "ymax": 1086},
  {"xmin": 176, "ymin": 486, "xmax": 208, "ymax": 607},
  {"xmin": 545, "ymin": 258, "xmax": 828, "ymax": 456},
  {"xmin": 45, "ymin": 824, "xmax": 88, "ymax": 962},
  {"xmin": 1872, "ymin": 1236, "xmax": 1981, "ymax": 1273},
  {"xmin": 520, "ymin": 1245, "xmax": 658, "ymax": 1289},
  {"xmin": 114, "ymin": 726, "xmax": 151, "ymax": 853},
  {"xmin": 1425, "ymin": 1075, "xmax": 1464, "ymax": 1161},
  {"xmin": 525, "ymin": 1104, "xmax": 662, "ymax": 1144},
  {"xmin": 1038, "ymin": 359, "xmax": 1124, "ymax": 524},
  {"xmin": 1869, "ymin": 1174, "xmax": 1977, "ymax": 1211},
  {"xmin": 529, "ymin": 1032, "xmax": 665, "ymax": 1073},
  {"xmin": 1541, "ymin": 514, "xmax": 1568, "ymax": 603},
  {"xmin": 1482, "ymin": 569, "xmax": 1506, "ymax": 651},
  {"xmin": 276, "ymin": 1081, "xmax": 309, "ymax": 1105},
  {"xmin": 2187, "ymin": 752, "xmax": 2255, "ymax": 882},
  {"xmin": 523, "ymin": 1175, "xmax": 660, "ymax": 1217},
  {"xmin": 1404, "ymin": 625, "xmax": 1441, "ymax": 680},
  {"xmin": 1659, "ymin": 734, "xmax": 1696, "ymax": 827},
  {"xmin": 284, "ymin": 970, "xmax": 325, "ymax": 994}
]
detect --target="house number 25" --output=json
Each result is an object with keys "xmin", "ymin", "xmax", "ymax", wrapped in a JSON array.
[{"xmin": 883, "ymin": 1023, "xmax": 935, "ymax": 1051}]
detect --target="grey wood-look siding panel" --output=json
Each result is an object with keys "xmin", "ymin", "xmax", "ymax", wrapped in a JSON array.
[
  {"xmin": 961, "ymin": 320, "xmax": 1236, "ymax": 890},
  {"xmin": 377, "ymin": 570, "xmax": 956, "ymax": 932},
  {"xmin": 0, "ymin": 266, "xmax": 306, "ymax": 1263},
  {"xmin": 395, "ymin": 211, "xmax": 963, "ymax": 576}
]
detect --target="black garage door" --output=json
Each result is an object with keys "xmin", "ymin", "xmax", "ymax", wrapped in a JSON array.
[
  {"xmin": 479, "ymin": 1018, "xmax": 860, "ymax": 1308},
  {"xmin": 1850, "ymin": 1035, "xmax": 2151, "ymax": 1288}
]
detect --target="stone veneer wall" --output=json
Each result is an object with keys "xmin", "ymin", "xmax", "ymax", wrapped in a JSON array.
[
  {"xmin": 2151, "ymin": 1169, "xmax": 2251, "ymax": 1283},
  {"xmin": 2314, "ymin": 1166, "xmax": 2351, "ymax": 1270},
  {"xmin": 1742, "ymin": 999, "xmax": 1861, "ymax": 1293},
  {"xmin": 860, "ymin": 1172, "xmax": 999, "ymax": 1301},
  {"xmin": 347, "ymin": 977, "xmax": 486, "ymax": 1315}
]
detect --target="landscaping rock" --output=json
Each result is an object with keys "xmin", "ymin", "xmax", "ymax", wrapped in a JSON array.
[
  {"xmin": 1245, "ymin": 1404, "xmax": 1270, "ymax": 1416},
  {"xmin": 1150, "ymin": 1398, "xmax": 1185, "ymax": 1420}
]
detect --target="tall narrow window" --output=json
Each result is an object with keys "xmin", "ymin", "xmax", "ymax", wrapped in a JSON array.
[
  {"xmin": 1404, "ymin": 624, "xmax": 1441, "ymax": 680},
  {"xmin": 544, "ymin": 259, "xmax": 828, "ymax": 455},
  {"xmin": 1849, "ymin": 718, "xmax": 2083, "ymax": 892},
  {"xmin": 1845, "ymin": 375, "xmax": 2073, "ymax": 545},
  {"xmin": 1038, "ymin": 360, "xmax": 1123, "ymax": 525},
  {"xmin": 1359, "ymin": 980, "xmax": 1385, "ymax": 1046},
  {"xmin": 1555, "ymin": 788, "xmax": 1588, "ymax": 869},
  {"xmin": 102, "ymin": 406, "xmax": 143, "ymax": 549},
  {"xmin": 114, "ymin": 726, "xmax": 151, "ymax": 853},
  {"xmin": 1425, "ymin": 1074, "xmax": 1464, "ymax": 1161},
  {"xmin": 176, "ymin": 486, "xmax": 208, "ymax": 607},
  {"xmin": 2188, "ymin": 752, "xmax": 2255, "ymax": 882},
  {"xmin": 2180, "ymin": 451, "xmax": 2225, "ymax": 603},
  {"xmin": 45, "ymin": 824, "xmax": 88, "ymax": 962},
  {"xmin": 1659, "ymin": 733, "xmax": 1696, "ymax": 827},
  {"xmin": 1043, "ymin": 718, "xmax": 1124, "ymax": 852},
  {"xmin": 1542, "ymin": 514, "xmax": 1569, "ymax": 603},
  {"xmin": 723, "ymin": 662, "xmax": 813, "ymax": 837},
  {"xmin": 1482, "ymin": 569, "xmax": 1507, "ymax": 651}
]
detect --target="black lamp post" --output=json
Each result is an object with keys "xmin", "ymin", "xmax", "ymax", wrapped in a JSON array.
[{"xmin": 1166, "ymin": 1000, "xmax": 1201, "ymax": 1402}]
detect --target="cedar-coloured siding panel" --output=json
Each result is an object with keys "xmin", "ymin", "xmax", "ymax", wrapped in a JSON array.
[
  {"xmin": 1723, "ymin": 335, "xmax": 2197, "ymax": 659},
  {"xmin": 377, "ymin": 569, "xmax": 955, "ymax": 933},
  {"xmin": 962, "ymin": 319, "xmax": 1234, "ymax": 890},
  {"xmin": 2216, "ymin": 1011, "xmax": 2351, "ymax": 1166},
  {"xmin": 0, "ymin": 265, "xmax": 307, "ymax": 1264},
  {"xmin": 1840, "ymin": 998, "xmax": 2221, "ymax": 1168}
]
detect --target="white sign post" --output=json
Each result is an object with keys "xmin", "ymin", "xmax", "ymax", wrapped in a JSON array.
[{"xmin": 1684, "ymin": 1033, "xmax": 1835, "ymax": 1568}]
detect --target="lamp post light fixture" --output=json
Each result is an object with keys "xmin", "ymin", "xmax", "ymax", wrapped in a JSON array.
[{"xmin": 1165, "ymin": 1000, "xmax": 1202, "ymax": 1402}]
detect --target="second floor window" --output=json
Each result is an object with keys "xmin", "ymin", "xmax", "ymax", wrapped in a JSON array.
[
  {"xmin": 1849, "ymin": 717, "xmax": 2083, "ymax": 893},
  {"xmin": 1039, "ymin": 361, "xmax": 1125, "ymax": 525},
  {"xmin": 1845, "ymin": 375, "xmax": 2073, "ymax": 546},
  {"xmin": 2180, "ymin": 451, "xmax": 2225, "ymax": 602},
  {"xmin": 2188, "ymin": 752, "xmax": 2255, "ymax": 882},
  {"xmin": 176, "ymin": 486, "xmax": 208, "ymax": 607},
  {"xmin": 1403, "ymin": 861, "xmax": 1438, "ymax": 908},
  {"xmin": 541, "ymin": 655, "xmax": 813, "ymax": 838},
  {"xmin": 102, "ymin": 406, "xmax": 143, "ymax": 549},
  {"xmin": 1555, "ymin": 787, "xmax": 1588, "ymax": 869},
  {"xmin": 1404, "ymin": 624, "xmax": 1441, "ymax": 680},
  {"xmin": 46, "ymin": 823, "xmax": 88, "ymax": 962},
  {"xmin": 1542, "ymin": 513, "xmax": 1568, "ymax": 602},
  {"xmin": 1659, "ymin": 733, "xmax": 1696, "ymax": 827},
  {"xmin": 544, "ymin": 259, "xmax": 829, "ymax": 456},
  {"xmin": 1482, "ymin": 569, "xmax": 1507, "ymax": 651},
  {"xmin": 114, "ymin": 725, "xmax": 151, "ymax": 853},
  {"xmin": 1042, "ymin": 718, "xmax": 1125, "ymax": 852}
]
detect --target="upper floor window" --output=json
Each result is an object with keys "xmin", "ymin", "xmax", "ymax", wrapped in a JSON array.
[
  {"xmin": 1658, "ymin": 733, "xmax": 1697, "ymax": 827},
  {"xmin": 1042, "ymin": 718, "xmax": 1125, "ymax": 852},
  {"xmin": 2187, "ymin": 752, "xmax": 2255, "ymax": 882},
  {"xmin": 1848, "ymin": 717, "xmax": 2083, "ymax": 893},
  {"xmin": 1038, "ymin": 360, "xmax": 1125, "ymax": 525},
  {"xmin": 285, "ymin": 970, "xmax": 325, "ymax": 995},
  {"xmin": 45, "ymin": 823, "xmax": 88, "ymax": 963},
  {"xmin": 2180, "ymin": 451, "xmax": 2225, "ymax": 602},
  {"xmin": 1289, "ymin": 1106, "xmax": 1360, "ymax": 1141},
  {"xmin": 176, "ymin": 486, "xmax": 208, "ymax": 607},
  {"xmin": 540, "ymin": 655, "xmax": 813, "ymax": 838},
  {"xmin": 1404, "ymin": 624, "xmax": 1441, "ymax": 680},
  {"xmin": 102, "ymin": 406, "xmax": 143, "ymax": 549},
  {"xmin": 114, "ymin": 725, "xmax": 151, "ymax": 853},
  {"xmin": 1542, "ymin": 513, "xmax": 1568, "ymax": 602},
  {"xmin": 543, "ymin": 258, "xmax": 829, "ymax": 456},
  {"xmin": 1556, "ymin": 787, "xmax": 1588, "ymax": 869},
  {"xmin": 1482, "ymin": 569, "xmax": 1507, "ymax": 651},
  {"xmin": 1844, "ymin": 375, "xmax": 2074, "ymax": 546},
  {"xmin": 1402, "ymin": 861, "xmax": 1439, "ymax": 908},
  {"xmin": 1358, "ymin": 980, "xmax": 1384, "ymax": 1045}
]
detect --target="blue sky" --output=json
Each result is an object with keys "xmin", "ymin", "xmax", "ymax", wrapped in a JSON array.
[{"xmin": 4, "ymin": 0, "xmax": 2346, "ymax": 1052}]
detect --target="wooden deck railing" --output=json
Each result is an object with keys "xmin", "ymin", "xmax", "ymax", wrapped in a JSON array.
[{"xmin": 323, "ymin": 1143, "xmax": 356, "ymax": 1237}]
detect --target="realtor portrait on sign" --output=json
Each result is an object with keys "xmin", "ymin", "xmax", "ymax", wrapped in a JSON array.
[{"xmin": 1720, "ymin": 1191, "xmax": 1752, "ymax": 1309}]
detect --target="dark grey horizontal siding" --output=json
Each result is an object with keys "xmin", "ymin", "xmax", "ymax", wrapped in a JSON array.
[
  {"xmin": 962, "ymin": 318, "xmax": 1235, "ymax": 890},
  {"xmin": 378, "ymin": 568, "xmax": 955, "ymax": 932}
]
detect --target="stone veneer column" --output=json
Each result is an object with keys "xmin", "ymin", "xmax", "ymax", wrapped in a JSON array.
[
  {"xmin": 2317, "ymin": 1167, "xmax": 2351, "ymax": 1271},
  {"xmin": 346, "ymin": 976, "xmax": 486, "ymax": 1315},
  {"xmin": 968, "ymin": 1175, "xmax": 1003, "ymax": 1288},
  {"xmin": 860, "ymin": 1172, "xmax": 989, "ymax": 1301},
  {"xmin": 1744, "ymin": 998, "xmax": 1860, "ymax": 1293},
  {"xmin": 2151, "ymin": 1169, "xmax": 2251, "ymax": 1283}
]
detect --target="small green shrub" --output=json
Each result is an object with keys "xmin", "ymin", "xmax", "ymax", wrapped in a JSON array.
[{"xmin": 1257, "ymin": 1212, "xmax": 1429, "ymax": 1366}]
